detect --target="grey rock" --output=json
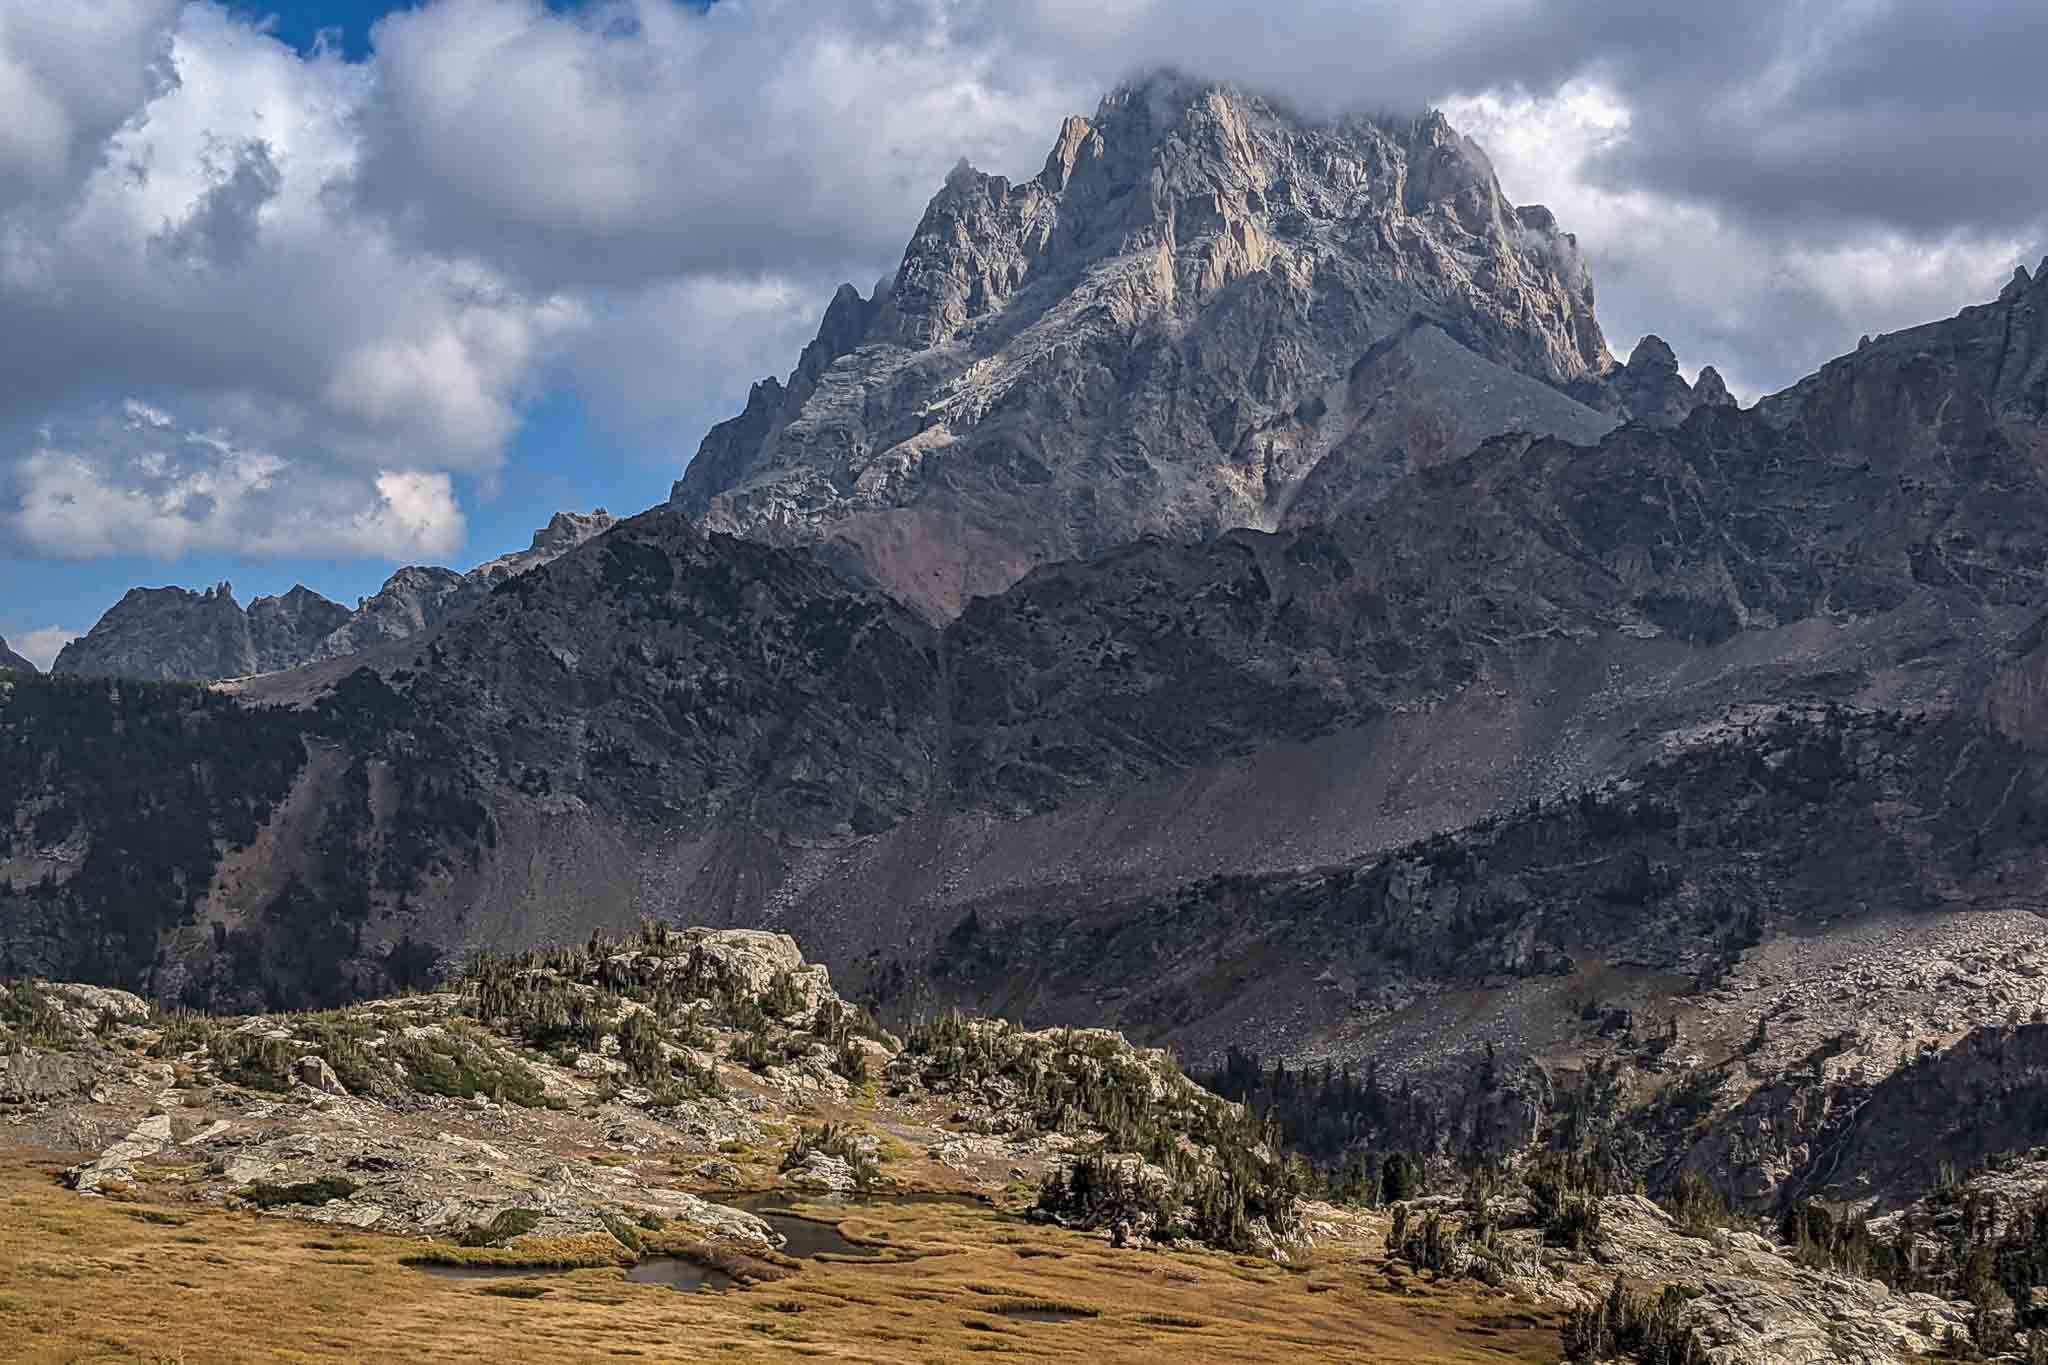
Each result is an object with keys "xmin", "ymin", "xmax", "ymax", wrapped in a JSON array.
[
  {"xmin": 294, "ymin": 1054, "xmax": 348, "ymax": 1097},
  {"xmin": 1584, "ymin": 1194, "xmax": 1969, "ymax": 1364},
  {"xmin": 53, "ymin": 579, "xmax": 349, "ymax": 681},
  {"xmin": 0, "ymin": 636, "xmax": 35, "ymax": 673},
  {"xmin": 1693, "ymin": 364, "xmax": 1736, "ymax": 407},
  {"xmin": 68, "ymin": 1111, "xmax": 173, "ymax": 1195},
  {"xmin": 309, "ymin": 565, "xmax": 469, "ymax": 661},
  {"xmin": 0, "ymin": 1050, "xmax": 101, "ymax": 1104},
  {"xmin": 780, "ymin": 1150, "xmax": 857, "ymax": 1193},
  {"xmin": 38, "ymin": 983, "xmax": 151, "ymax": 1029},
  {"xmin": 1278, "ymin": 317, "xmax": 1617, "ymax": 526}
]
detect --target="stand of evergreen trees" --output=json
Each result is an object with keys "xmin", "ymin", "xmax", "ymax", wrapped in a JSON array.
[
  {"xmin": 1781, "ymin": 1174, "xmax": 2048, "ymax": 1358},
  {"xmin": 903, "ymin": 1011, "xmax": 1310, "ymax": 1253}
]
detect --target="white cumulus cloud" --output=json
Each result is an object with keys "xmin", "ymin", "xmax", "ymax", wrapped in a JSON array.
[{"xmin": 9, "ymin": 400, "xmax": 464, "ymax": 560}]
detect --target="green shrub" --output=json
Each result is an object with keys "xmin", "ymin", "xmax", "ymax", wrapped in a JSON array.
[
  {"xmin": 1562, "ymin": 1278, "xmax": 1710, "ymax": 1365},
  {"xmin": 149, "ymin": 1011, "xmax": 224, "ymax": 1058},
  {"xmin": 389, "ymin": 1024, "xmax": 552, "ymax": 1107},
  {"xmin": 0, "ymin": 983, "xmax": 70, "ymax": 1051},
  {"xmin": 1527, "ymin": 1153, "xmax": 1609, "ymax": 1255},
  {"xmin": 910, "ymin": 1014, "xmax": 1305, "ymax": 1253},
  {"xmin": 1663, "ymin": 1169, "xmax": 1740, "ymax": 1237},
  {"xmin": 241, "ymin": 1176, "xmax": 358, "ymax": 1208},
  {"xmin": 213, "ymin": 1031, "xmax": 296, "ymax": 1091}
]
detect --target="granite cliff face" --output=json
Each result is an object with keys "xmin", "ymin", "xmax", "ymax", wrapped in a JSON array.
[
  {"xmin": 53, "ymin": 510, "xmax": 615, "ymax": 683},
  {"xmin": 670, "ymin": 79, "xmax": 1735, "ymax": 620},
  {"xmin": 0, "ymin": 637, "xmax": 34, "ymax": 673}
]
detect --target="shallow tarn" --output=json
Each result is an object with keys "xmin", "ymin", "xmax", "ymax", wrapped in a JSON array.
[
  {"xmin": 997, "ymin": 1305, "xmax": 1096, "ymax": 1323},
  {"xmin": 410, "ymin": 1263, "xmax": 567, "ymax": 1282},
  {"xmin": 751, "ymin": 1208, "xmax": 878, "ymax": 1260},
  {"xmin": 411, "ymin": 1257, "xmax": 737, "ymax": 1294},
  {"xmin": 406, "ymin": 1193, "xmax": 984, "ymax": 1291},
  {"xmin": 735, "ymin": 1192, "xmax": 987, "ymax": 1261},
  {"xmin": 624, "ymin": 1257, "xmax": 737, "ymax": 1293}
]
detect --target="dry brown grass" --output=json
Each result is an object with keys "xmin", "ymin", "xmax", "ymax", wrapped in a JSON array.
[{"xmin": 0, "ymin": 1146, "xmax": 1562, "ymax": 1363}]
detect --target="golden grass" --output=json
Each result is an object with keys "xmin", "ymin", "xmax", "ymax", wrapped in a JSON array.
[
  {"xmin": 0, "ymin": 1146, "xmax": 1562, "ymax": 1363},
  {"xmin": 397, "ymin": 1234, "xmax": 630, "ymax": 1269}
]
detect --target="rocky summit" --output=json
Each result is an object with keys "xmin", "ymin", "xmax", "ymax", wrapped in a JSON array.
[
  {"xmin": 671, "ymin": 78, "xmax": 1735, "ymax": 620},
  {"xmin": 50, "ymin": 580, "xmax": 339, "ymax": 682},
  {"xmin": 10, "ymin": 71, "xmax": 2048, "ymax": 1365}
]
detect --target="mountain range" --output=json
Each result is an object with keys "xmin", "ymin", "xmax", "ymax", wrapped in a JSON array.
[
  {"xmin": 49, "ymin": 509, "xmax": 616, "ymax": 682},
  {"xmin": 9, "ymin": 76, "xmax": 2048, "ymax": 1231}
]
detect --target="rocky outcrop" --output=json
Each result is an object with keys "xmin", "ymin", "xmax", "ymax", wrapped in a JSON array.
[
  {"xmin": 53, "ymin": 582, "xmax": 269, "ymax": 681},
  {"xmin": 308, "ymin": 510, "xmax": 617, "ymax": 662},
  {"xmin": 671, "ymin": 78, "xmax": 1626, "ymax": 619},
  {"xmin": 55, "ymin": 510, "xmax": 616, "ymax": 683},
  {"xmin": 247, "ymin": 585, "xmax": 353, "ymax": 672},
  {"xmin": 309, "ymin": 565, "xmax": 468, "ymax": 661},
  {"xmin": 0, "ymin": 1049, "xmax": 100, "ymax": 1105},
  {"xmin": 0, "ymin": 982, "xmax": 148, "ymax": 1104},
  {"xmin": 0, "ymin": 636, "xmax": 34, "ymax": 672},
  {"xmin": 1571, "ymin": 334, "xmax": 1737, "ymax": 426},
  {"xmin": 1581, "ymin": 1197, "xmax": 1966, "ymax": 1363},
  {"xmin": 1761, "ymin": 256, "xmax": 2048, "ymax": 455},
  {"xmin": 7, "ymin": 928, "xmax": 1279, "ymax": 1260}
]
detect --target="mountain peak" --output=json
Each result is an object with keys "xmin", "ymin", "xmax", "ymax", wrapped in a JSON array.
[
  {"xmin": 528, "ymin": 508, "xmax": 615, "ymax": 556},
  {"xmin": 1694, "ymin": 365, "xmax": 1736, "ymax": 407},
  {"xmin": 1038, "ymin": 113, "xmax": 1102, "ymax": 193},
  {"xmin": 1626, "ymin": 335, "xmax": 1680, "ymax": 374},
  {"xmin": 55, "ymin": 583, "xmax": 258, "ymax": 680},
  {"xmin": 671, "ymin": 81, "xmax": 1625, "ymax": 618}
]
